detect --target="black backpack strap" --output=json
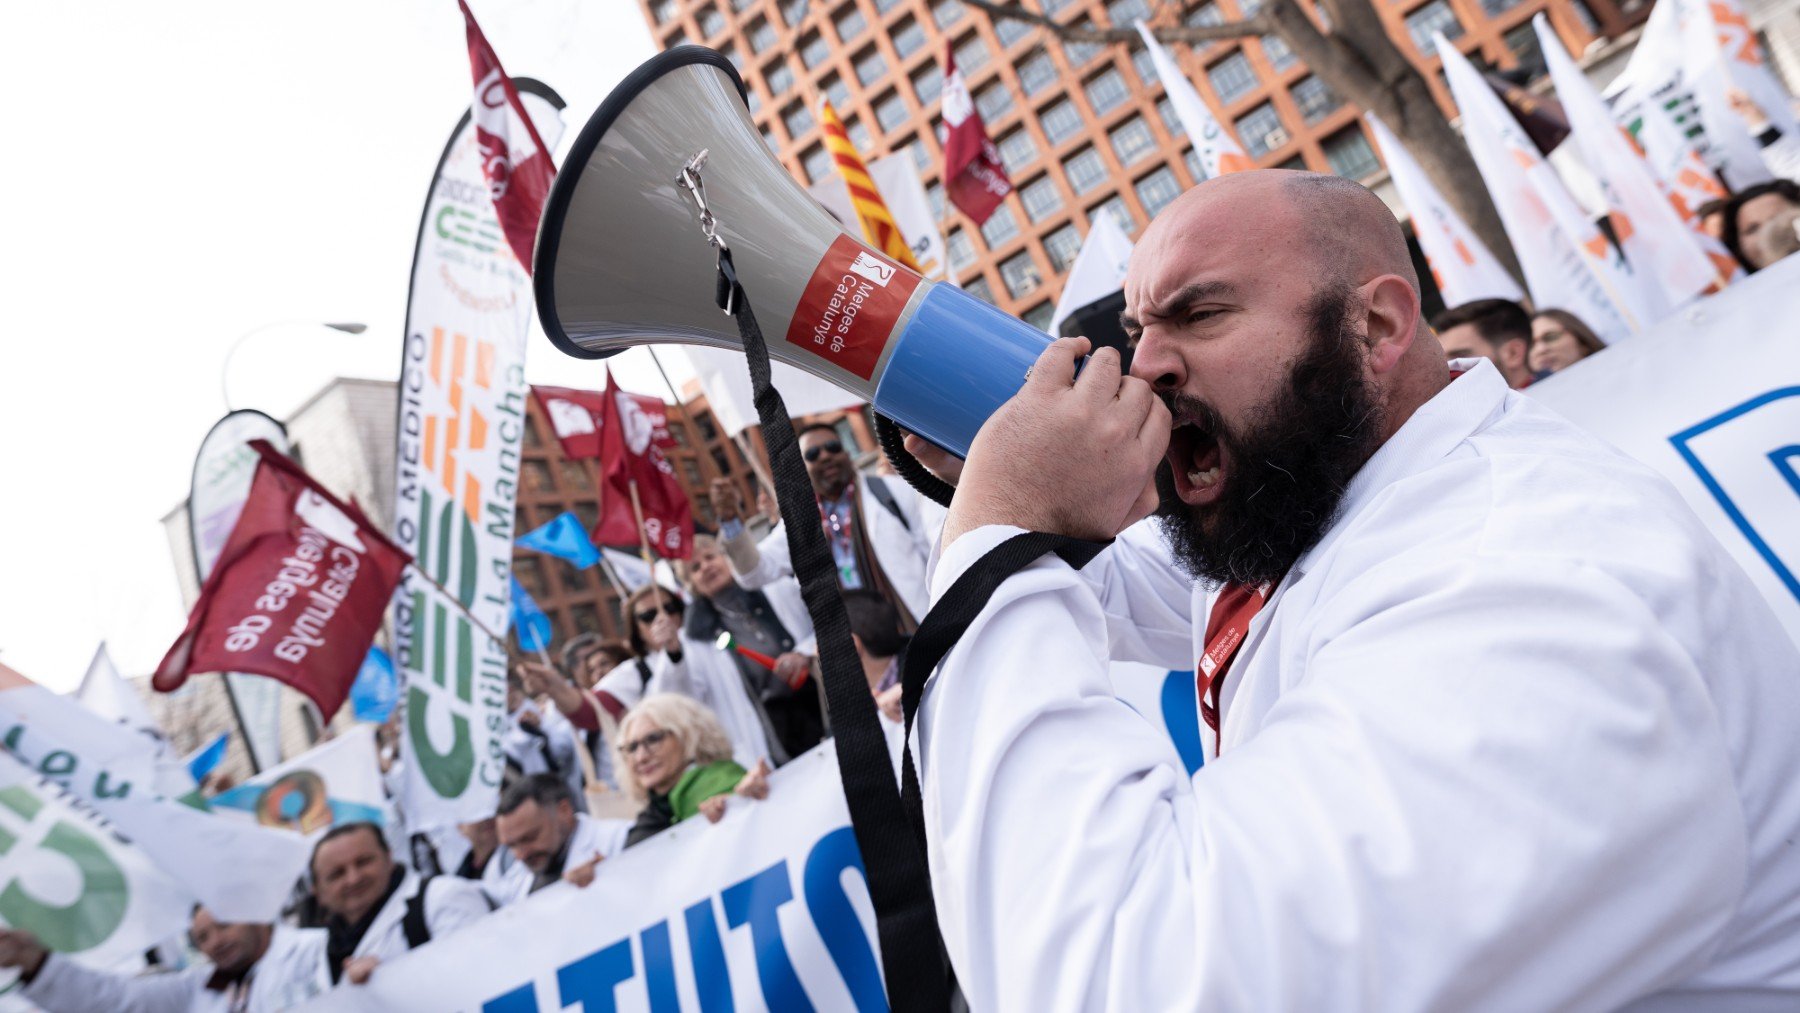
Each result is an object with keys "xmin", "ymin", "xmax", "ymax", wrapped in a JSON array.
[
  {"xmin": 898, "ymin": 532, "xmax": 1109, "ymax": 854},
  {"xmin": 717, "ymin": 249, "xmax": 950, "ymax": 1012},
  {"xmin": 402, "ymin": 876, "xmax": 435, "ymax": 949},
  {"xmin": 861, "ymin": 475, "xmax": 911, "ymax": 533}
]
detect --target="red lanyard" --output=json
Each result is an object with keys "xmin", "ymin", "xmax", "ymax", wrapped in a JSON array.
[{"xmin": 1197, "ymin": 578, "xmax": 1276, "ymax": 747}]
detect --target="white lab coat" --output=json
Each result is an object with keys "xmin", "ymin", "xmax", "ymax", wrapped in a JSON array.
[
  {"xmin": 502, "ymin": 700, "xmax": 586, "ymax": 808},
  {"xmin": 633, "ymin": 638, "xmax": 776, "ymax": 770},
  {"xmin": 733, "ymin": 470, "xmax": 945, "ymax": 621},
  {"xmin": 486, "ymin": 812, "xmax": 632, "ymax": 907},
  {"xmin": 23, "ymin": 927, "xmax": 331, "ymax": 1013},
  {"xmin": 916, "ymin": 360, "xmax": 1800, "ymax": 1011},
  {"xmin": 345, "ymin": 869, "xmax": 490, "ymax": 967}
]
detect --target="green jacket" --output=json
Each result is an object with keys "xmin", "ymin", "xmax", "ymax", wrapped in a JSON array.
[{"xmin": 667, "ymin": 759, "xmax": 747, "ymax": 823}]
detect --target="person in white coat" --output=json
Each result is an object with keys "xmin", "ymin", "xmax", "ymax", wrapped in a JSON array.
[
  {"xmin": 488, "ymin": 774, "xmax": 630, "ymax": 906},
  {"xmin": 908, "ymin": 170, "xmax": 1800, "ymax": 1010},
  {"xmin": 0, "ymin": 907, "xmax": 331, "ymax": 1012},
  {"xmin": 712, "ymin": 425, "xmax": 944, "ymax": 628},
  {"xmin": 308, "ymin": 822, "xmax": 490, "ymax": 986}
]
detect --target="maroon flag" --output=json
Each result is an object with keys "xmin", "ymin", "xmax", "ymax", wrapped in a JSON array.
[
  {"xmin": 154, "ymin": 441, "xmax": 410, "ymax": 720},
  {"xmin": 941, "ymin": 45, "xmax": 1013, "ymax": 225},
  {"xmin": 531, "ymin": 384, "xmax": 674, "ymax": 460},
  {"xmin": 595, "ymin": 375, "xmax": 693, "ymax": 559},
  {"xmin": 460, "ymin": 0, "xmax": 557, "ymax": 271}
]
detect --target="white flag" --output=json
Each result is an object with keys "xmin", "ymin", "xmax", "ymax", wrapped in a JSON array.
[
  {"xmin": 1049, "ymin": 210, "xmax": 1135, "ymax": 336},
  {"xmin": 1438, "ymin": 36, "xmax": 1645, "ymax": 340},
  {"xmin": 1536, "ymin": 15, "xmax": 1728, "ymax": 310},
  {"xmin": 810, "ymin": 154, "xmax": 951, "ymax": 283},
  {"xmin": 1368, "ymin": 117, "xmax": 1525, "ymax": 308},
  {"xmin": 211, "ymin": 725, "xmax": 389, "ymax": 841},
  {"xmin": 1136, "ymin": 21, "xmax": 1254, "ymax": 179},
  {"xmin": 1630, "ymin": 100, "xmax": 1747, "ymax": 285},
  {"xmin": 74, "ymin": 645, "xmax": 165, "ymax": 747}
]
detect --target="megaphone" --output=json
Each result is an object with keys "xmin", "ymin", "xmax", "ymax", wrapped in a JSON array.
[{"xmin": 534, "ymin": 46, "xmax": 1054, "ymax": 459}]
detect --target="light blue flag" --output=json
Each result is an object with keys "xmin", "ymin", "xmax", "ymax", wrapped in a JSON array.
[
  {"xmin": 350, "ymin": 646, "xmax": 399, "ymax": 724},
  {"xmin": 517, "ymin": 511, "xmax": 601, "ymax": 568},
  {"xmin": 186, "ymin": 732, "xmax": 231, "ymax": 781},
  {"xmin": 511, "ymin": 576, "xmax": 554, "ymax": 654}
]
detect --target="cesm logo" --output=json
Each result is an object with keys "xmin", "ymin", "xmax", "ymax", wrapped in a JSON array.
[{"xmin": 848, "ymin": 252, "xmax": 896, "ymax": 287}]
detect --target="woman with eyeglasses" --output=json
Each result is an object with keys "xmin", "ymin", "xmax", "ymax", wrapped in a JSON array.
[
  {"xmin": 1527, "ymin": 308, "xmax": 1607, "ymax": 377},
  {"xmin": 616, "ymin": 694, "xmax": 771, "ymax": 847}
]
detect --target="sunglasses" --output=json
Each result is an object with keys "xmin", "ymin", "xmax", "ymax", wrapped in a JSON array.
[
  {"xmin": 621, "ymin": 728, "xmax": 673, "ymax": 756},
  {"xmin": 634, "ymin": 602, "xmax": 683, "ymax": 625},
  {"xmin": 802, "ymin": 441, "xmax": 844, "ymax": 463}
]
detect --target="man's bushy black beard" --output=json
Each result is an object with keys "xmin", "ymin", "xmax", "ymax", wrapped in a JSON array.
[{"xmin": 1154, "ymin": 287, "xmax": 1382, "ymax": 587}]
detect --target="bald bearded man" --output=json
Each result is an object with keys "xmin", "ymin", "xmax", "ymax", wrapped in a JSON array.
[{"xmin": 909, "ymin": 171, "xmax": 1800, "ymax": 1010}]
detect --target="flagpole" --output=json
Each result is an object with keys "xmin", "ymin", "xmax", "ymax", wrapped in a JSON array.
[
  {"xmin": 626, "ymin": 480, "xmax": 677, "ymax": 614},
  {"xmin": 405, "ymin": 564, "xmax": 506, "ymax": 644},
  {"xmin": 646, "ymin": 348, "xmax": 727, "ymax": 484}
]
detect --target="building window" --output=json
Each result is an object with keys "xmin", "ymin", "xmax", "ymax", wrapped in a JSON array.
[
  {"xmin": 1405, "ymin": 0, "xmax": 1463, "ymax": 57},
  {"xmin": 927, "ymin": 180, "xmax": 947, "ymax": 219},
  {"xmin": 1042, "ymin": 222, "xmax": 1083, "ymax": 272},
  {"xmin": 723, "ymin": 46, "xmax": 744, "ymax": 72},
  {"xmin": 1022, "ymin": 301, "xmax": 1055, "ymax": 332},
  {"xmin": 653, "ymin": 0, "xmax": 679, "ymax": 23},
  {"xmin": 1187, "ymin": 1, "xmax": 1223, "ymax": 26},
  {"xmin": 746, "ymin": 88, "xmax": 764, "ymax": 114},
  {"xmin": 823, "ymin": 74, "xmax": 852, "ymax": 108},
  {"xmin": 976, "ymin": 81, "xmax": 1015, "ymax": 122},
  {"xmin": 996, "ymin": 14, "xmax": 1032, "ymax": 46},
  {"xmin": 1063, "ymin": 146, "xmax": 1109, "ymax": 195},
  {"xmin": 784, "ymin": 101, "xmax": 815, "ymax": 139},
  {"xmin": 699, "ymin": 5, "xmax": 727, "ymax": 37},
  {"xmin": 1260, "ymin": 33, "xmax": 1297, "ymax": 71},
  {"xmin": 1090, "ymin": 195, "xmax": 1138, "ymax": 235},
  {"xmin": 761, "ymin": 126, "xmax": 780, "ymax": 153},
  {"xmin": 876, "ymin": 90, "xmax": 910, "ymax": 132},
  {"xmin": 748, "ymin": 18, "xmax": 777, "ymax": 53},
  {"xmin": 903, "ymin": 135, "xmax": 932, "ymax": 170},
  {"xmin": 893, "ymin": 18, "xmax": 928, "ymax": 59},
  {"xmin": 848, "ymin": 117, "xmax": 874, "ymax": 152},
  {"xmin": 524, "ymin": 460, "xmax": 555, "ymax": 493},
  {"xmin": 1106, "ymin": 0, "xmax": 1152, "ymax": 24},
  {"xmin": 1065, "ymin": 24, "xmax": 1103, "ymax": 66},
  {"xmin": 1157, "ymin": 95, "xmax": 1186, "ymax": 137},
  {"xmin": 1503, "ymin": 21, "xmax": 1547, "ymax": 80},
  {"xmin": 1208, "ymin": 51, "xmax": 1257, "ymax": 104},
  {"xmin": 730, "ymin": 0, "xmax": 758, "ymax": 10},
  {"xmin": 934, "ymin": 0, "xmax": 965, "ymax": 28},
  {"xmin": 1183, "ymin": 145, "xmax": 1204, "ymax": 181},
  {"xmin": 515, "ymin": 557, "xmax": 548, "ymax": 597},
  {"xmin": 1110, "ymin": 116, "xmax": 1157, "ymax": 165},
  {"xmin": 980, "ymin": 202, "xmax": 1020, "ymax": 248},
  {"xmin": 836, "ymin": 6, "xmax": 868, "ymax": 43},
  {"xmin": 913, "ymin": 65, "xmax": 943, "ymax": 105},
  {"xmin": 1235, "ymin": 101, "xmax": 1287, "ymax": 158},
  {"xmin": 1323, "ymin": 125, "xmax": 1381, "ymax": 179},
  {"xmin": 1021, "ymin": 174, "xmax": 1064, "ymax": 221},
  {"xmin": 1041, "ymin": 0, "xmax": 1078, "ymax": 12},
  {"xmin": 1018, "ymin": 51, "xmax": 1058, "ymax": 96},
  {"xmin": 1131, "ymin": 46, "xmax": 1158, "ymax": 86},
  {"xmin": 1040, "ymin": 98, "xmax": 1084, "ymax": 145},
  {"xmin": 963, "ymin": 274, "xmax": 997, "ymax": 304},
  {"xmin": 801, "ymin": 32, "xmax": 832, "ymax": 69},
  {"xmin": 1085, "ymin": 68, "xmax": 1130, "ymax": 116},
  {"xmin": 1135, "ymin": 166, "xmax": 1182, "ymax": 218},
  {"xmin": 1290, "ymin": 75, "xmax": 1342, "ymax": 124},
  {"xmin": 803, "ymin": 144, "xmax": 832, "ymax": 183},
  {"xmin": 998, "ymin": 128, "xmax": 1038, "ymax": 173},
  {"xmin": 767, "ymin": 62, "xmax": 795, "ymax": 97},
  {"xmin": 874, "ymin": 0, "xmax": 905, "ymax": 11},
  {"xmin": 1483, "ymin": 0, "xmax": 1526, "ymax": 17},
  {"xmin": 780, "ymin": 0, "xmax": 808, "ymax": 24},
  {"xmin": 1000, "ymin": 251, "xmax": 1044, "ymax": 298},
  {"xmin": 948, "ymin": 228, "xmax": 976, "ymax": 270},
  {"xmin": 954, "ymin": 33, "xmax": 991, "ymax": 74},
  {"xmin": 855, "ymin": 47, "xmax": 888, "ymax": 86}
]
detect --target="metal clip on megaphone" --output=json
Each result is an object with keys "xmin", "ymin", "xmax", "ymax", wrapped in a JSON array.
[{"xmin": 533, "ymin": 46, "xmax": 1059, "ymax": 505}]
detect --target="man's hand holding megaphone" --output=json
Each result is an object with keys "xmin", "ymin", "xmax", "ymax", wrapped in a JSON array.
[{"xmin": 936, "ymin": 337, "xmax": 1168, "ymax": 550}]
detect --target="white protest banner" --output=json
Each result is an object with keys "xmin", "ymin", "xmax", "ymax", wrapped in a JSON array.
[
  {"xmin": 0, "ymin": 664, "xmax": 309, "ymax": 922},
  {"xmin": 393, "ymin": 80, "xmax": 564, "ymax": 833},
  {"xmin": 1050, "ymin": 209, "xmax": 1135, "ymax": 337},
  {"xmin": 0, "ymin": 753, "xmax": 189, "ymax": 985},
  {"xmin": 1439, "ymin": 37, "xmax": 1646, "ymax": 339},
  {"xmin": 1626, "ymin": 100, "xmax": 1746, "ymax": 285},
  {"xmin": 189, "ymin": 409, "xmax": 292, "ymax": 772},
  {"xmin": 1369, "ymin": 117, "xmax": 1525, "ymax": 308},
  {"xmin": 211, "ymin": 725, "xmax": 387, "ymax": 839},
  {"xmin": 1529, "ymin": 256, "xmax": 1800, "ymax": 648},
  {"xmin": 303, "ymin": 747, "xmax": 884, "ymax": 1012}
]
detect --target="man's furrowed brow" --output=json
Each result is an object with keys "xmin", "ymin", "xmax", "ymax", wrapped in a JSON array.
[{"xmin": 1144, "ymin": 281, "xmax": 1238, "ymax": 323}]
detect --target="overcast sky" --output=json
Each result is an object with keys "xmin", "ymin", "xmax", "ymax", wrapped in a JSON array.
[{"xmin": 0, "ymin": 0, "xmax": 678, "ymax": 689}]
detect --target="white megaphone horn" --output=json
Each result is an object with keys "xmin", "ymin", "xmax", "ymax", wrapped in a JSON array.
[{"xmin": 534, "ymin": 46, "xmax": 1053, "ymax": 459}]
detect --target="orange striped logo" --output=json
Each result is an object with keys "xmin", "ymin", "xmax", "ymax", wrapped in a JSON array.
[{"xmin": 422, "ymin": 328, "xmax": 495, "ymax": 526}]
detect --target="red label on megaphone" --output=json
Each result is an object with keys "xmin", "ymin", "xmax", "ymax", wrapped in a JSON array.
[{"xmin": 785, "ymin": 235, "xmax": 922, "ymax": 381}]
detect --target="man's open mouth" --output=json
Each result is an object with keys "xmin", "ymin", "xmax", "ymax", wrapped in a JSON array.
[{"xmin": 1167, "ymin": 407, "xmax": 1228, "ymax": 507}]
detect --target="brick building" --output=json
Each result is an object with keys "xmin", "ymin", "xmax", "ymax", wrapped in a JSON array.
[{"xmin": 634, "ymin": 0, "xmax": 1662, "ymax": 321}]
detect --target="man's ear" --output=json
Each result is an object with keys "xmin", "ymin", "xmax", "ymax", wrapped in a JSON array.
[
  {"xmin": 1360, "ymin": 274, "xmax": 1421, "ymax": 374},
  {"xmin": 1501, "ymin": 337, "xmax": 1531, "ymax": 371}
]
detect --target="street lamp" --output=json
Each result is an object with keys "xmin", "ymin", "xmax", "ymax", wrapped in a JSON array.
[{"xmin": 220, "ymin": 321, "xmax": 368, "ymax": 411}]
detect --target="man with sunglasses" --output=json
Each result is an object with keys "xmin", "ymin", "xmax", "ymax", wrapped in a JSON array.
[{"xmin": 712, "ymin": 422, "xmax": 942, "ymax": 630}]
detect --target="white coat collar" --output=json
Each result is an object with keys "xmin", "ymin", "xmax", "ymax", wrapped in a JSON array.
[{"xmin": 1290, "ymin": 357, "xmax": 1509, "ymax": 580}]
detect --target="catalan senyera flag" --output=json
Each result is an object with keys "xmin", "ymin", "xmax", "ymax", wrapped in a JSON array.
[{"xmin": 818, "ymin": 101, "xmax": 922, "ymax": 272}]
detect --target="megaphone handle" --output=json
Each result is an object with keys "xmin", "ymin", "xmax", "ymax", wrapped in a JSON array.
[{"xmin": 874, "ymin": 414, "xmax": 956, "ymax": 508}]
